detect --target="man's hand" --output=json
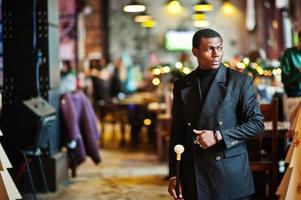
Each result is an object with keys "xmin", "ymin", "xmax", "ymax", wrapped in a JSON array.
[
  {"xmin": 193, "ymin": 129, "xmax": 219, "ymax": 149},
  {"xmin": 168, "ymin": 177, "xmax": 183, "ymax": 200},
  {"xmin": 298, "ymin": 67, "xmax": 301, "ymax": 73}
]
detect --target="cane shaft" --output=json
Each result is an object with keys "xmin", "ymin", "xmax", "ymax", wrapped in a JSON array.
[{"xmin": 176, "ymin": 161, "xmax": 180, "ymax": 196}]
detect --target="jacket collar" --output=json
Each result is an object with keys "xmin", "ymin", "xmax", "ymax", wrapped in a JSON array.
[{"xmin": 181, "ymin": 64, "xmax": 228, "ymax": 125}]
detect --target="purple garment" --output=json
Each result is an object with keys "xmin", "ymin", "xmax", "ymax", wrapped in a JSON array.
[{"xmin": 61, "ymin": 91, "xmax": 101, "ymax": 166}]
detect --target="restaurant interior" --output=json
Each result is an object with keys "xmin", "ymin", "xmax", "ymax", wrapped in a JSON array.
[{"xmin": 0, "ymin": 0, "xmax": 301, "ymax": 199}]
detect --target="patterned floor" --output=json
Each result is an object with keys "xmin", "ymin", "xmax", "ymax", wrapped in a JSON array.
[{"xmin": 36, "ymin": 149, "xmax": 170, "ymax": 200}]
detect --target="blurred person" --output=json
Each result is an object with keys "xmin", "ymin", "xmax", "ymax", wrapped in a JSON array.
[
  {"xmin": 168, "ymin": 28, "xmax": 264, "ymax": 200},
  {"xmin": 280, "ymin": 30, "xmax": 301, "ymax": 97},
  {"xmin": 59, "ymin": 60, "xmax": 77, "ymax": 94},
  {"xmin": 89, "ymin": 57, "xmax": 111, "ymax": 106},
  {"xmin": 109, "ymin": 57, "xmax": 126, "ymax": 98}
]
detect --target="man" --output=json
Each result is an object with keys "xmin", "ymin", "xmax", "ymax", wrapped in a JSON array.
[
  {"xmin": 168, "ymin": 28, "xmax": 264, "ymax": 200},
  {"xmin": 281, "ymin": 30, "xmax": 301, "ymax": 97}
]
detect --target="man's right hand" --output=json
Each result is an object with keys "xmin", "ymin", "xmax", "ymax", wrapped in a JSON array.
[{"xmin": 168, "ymin": 177, "xmax": 183, "ymax": 200}]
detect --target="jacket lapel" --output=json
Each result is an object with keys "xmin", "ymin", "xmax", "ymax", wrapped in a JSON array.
[
  {"xmin": 181, "ymin": 70, "xmax": 202, "ymax": 125},
  {"xmin": 198, "ymin": 64, "xmax": 228, "ymax": 125}
]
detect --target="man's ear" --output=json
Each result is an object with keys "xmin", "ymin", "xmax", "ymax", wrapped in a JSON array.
[{"xmin": 192, "ymin": 48, "xmax": 198, "ymax": 57}]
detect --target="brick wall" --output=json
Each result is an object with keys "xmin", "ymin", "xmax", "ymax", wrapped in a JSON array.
[{"xmin": 84, "ymin": 0, "xmax": 106, "ymax": 58}]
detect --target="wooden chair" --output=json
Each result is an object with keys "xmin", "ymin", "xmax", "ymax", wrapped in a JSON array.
[
  {"xmin": 249, "ymin": 99, "xmax": 278, "ymax": 199},
  {"xmin": 156, "ymin": 114, "xmax": 171, "ymax": 162}
]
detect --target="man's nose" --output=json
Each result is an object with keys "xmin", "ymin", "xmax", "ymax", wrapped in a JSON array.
[{"xmin": 212, "ymin": 49, "xmax": 219, "ymax": 57}]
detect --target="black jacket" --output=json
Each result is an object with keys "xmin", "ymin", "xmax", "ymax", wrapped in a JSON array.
[{"xmin": 169, "ymin": 64, "xmax": 264, "ymax": 200}]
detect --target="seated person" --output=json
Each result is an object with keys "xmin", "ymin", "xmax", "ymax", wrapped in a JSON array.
[
  {"xmin": 281, "ymin": 30, "xmax": 301, "ymax": 97},
  {"xmin": 60, "ymin": 60, "xmax": 77, "ymax": 94}
]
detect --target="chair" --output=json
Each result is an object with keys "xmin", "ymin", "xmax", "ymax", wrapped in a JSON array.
[
  {"xmin": 282, "ymin": 95, "xmax": 301, "ymax": 122},
  {"xmin": 249, "ymin": 98, "xmax": 278, "ymax": 199},
  {"xmin": 17, "ymin": 115, "xmax": 56, "ymax": 200},
  {"xmin": 156, "ymin": 114, "xmax": 172, "ymax": 162}
]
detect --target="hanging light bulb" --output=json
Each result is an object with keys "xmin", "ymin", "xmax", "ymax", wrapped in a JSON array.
[
  {"xmin": 141, "ymin": 19, "xmax": 156, "ymax": 28},
  {"xmin": 123, "ymin": 0, "xmax": 146, "ymax": 13},
  {"xmin": 192, "ymin": 11, "xmax": 206, "ymax": 21},
  {"xmin": 134, "ymin": 12, "xmax": 152, "ymax": 23},
  {"xmin": 165, "ymin": 0, "xmax": 183, "ymax": 15},
  {"xmin": 194, "ymin": 0, "xmax": 214, "ymax": 12},
  {"xmin": 193, "ymin": 20, "xmax": 210, "ymax": 28},
  {"xmin": 221, "ymin": 0, "xmax": 235, "ymax": 15}
]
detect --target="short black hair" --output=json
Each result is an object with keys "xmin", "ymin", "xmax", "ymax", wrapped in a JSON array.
[{"xmin": 192, "ymin": 28, "xmax": 223, "ymax": 48}]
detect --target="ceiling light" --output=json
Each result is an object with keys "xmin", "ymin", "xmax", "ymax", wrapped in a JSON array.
[
  {"xmin": 141, "ymin": 19, "xmax": 156, "ymax": 28},
  {"xmin": 166, "ymin": 0, "xmax": 183, "ymax": 15},
  {"xmin": 123, "ymin": 0, "xmax": 146, "ymax": 13},
  {"xmin": 134, "ymin": 12, "xmax": 152, "ymax": 23},
  {"xmin": 192, "ymin": 11, "xmax": 206, "ymax": 21},
  {"xmin": 193, "ymin": 20, "xmax": 210, "ymax": 28},
  {"xmin": 194, "ymin": 0, "xmax": 214, "ymax": 12},
  {"xmin": 221, "ymin": 0, "xmax": 235, "ymax": 15}
]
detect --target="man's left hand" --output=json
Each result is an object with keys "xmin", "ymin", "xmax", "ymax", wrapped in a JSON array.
[{"xmin": 193, "ymin": 129, "xmax": 216, "ymax": 149}]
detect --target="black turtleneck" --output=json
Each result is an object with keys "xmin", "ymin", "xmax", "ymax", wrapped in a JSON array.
[{"xmin": 197, "ymin": 67, "xmax": 219, "ymax": 100}]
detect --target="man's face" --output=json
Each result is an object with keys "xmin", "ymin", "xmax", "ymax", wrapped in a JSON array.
[{"xmin": 192, "ymin": 37, "xmax": 223, "ymax": 70}]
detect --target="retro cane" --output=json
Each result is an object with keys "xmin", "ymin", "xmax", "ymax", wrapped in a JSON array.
[{"xmin": 174, "ymin": 144, "xmax": 185, "ymax": 197}]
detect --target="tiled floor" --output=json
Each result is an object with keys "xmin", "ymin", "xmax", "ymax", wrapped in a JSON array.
[{"xmin": 36, "ymin": 148, "xmax": 170, "ymax": 200}]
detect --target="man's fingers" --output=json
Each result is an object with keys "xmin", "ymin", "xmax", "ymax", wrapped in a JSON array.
[
  {"xmin": 171, "ymin": 188, "xmax": 178, "ymax": 199},
  {"xmin": 193, "ymin": 129, "xmax": 204, "ymax": 134}
]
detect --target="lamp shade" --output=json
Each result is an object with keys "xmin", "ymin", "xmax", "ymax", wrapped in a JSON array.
[
  {"xmin": 134, "ymin": 12, "xmax": 152, "ymax": 23},
  {"xmin": 192, "ymin": 11, "xmax": 206, "ymax": 21},
  {"xmin": 193, "ymin": 20, "xmax": 210, "ymax": 28},
  {"xmin": 123, "ymin": 0, "xmax": 146, "ymax": 13},
  {"xmin": 165, "ymin": 0, "xmax": 183, "ymax": 15},
  {"xmin": 141, "ymin": 19, "xmax": 156, "ymax": 28},
  {"xmin": 194, "ymin": 0, "xmax": 214, "ymax": 12}
]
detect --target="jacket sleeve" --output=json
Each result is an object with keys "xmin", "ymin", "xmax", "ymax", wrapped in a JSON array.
[
  {"xmin": 220, "ymin": 76, "xmax": 265, "ymax": 149},
  {"xmin": 169, "ymin": 82, "xmax": 186, "ymax": 177}
]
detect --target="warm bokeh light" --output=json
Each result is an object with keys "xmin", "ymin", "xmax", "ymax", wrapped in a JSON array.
[
  {"xmin": 256, "ymin": 66, "xmax": 264, "ymax": 75},
  {"xmin": 134, "ymin": 14, "xmax": 152, "ymax": 23},
  {"xmin": 148, "ymin": 102, "xmax": 160, "ymax": 110},
  {"xmin": 243, "ymin": 57, "xmax": 250, "ymax": 65},
  {"xmin": 221, "ymin": 1, "xmax": 235, "ymax": 15},
  {"xmin": 175, "ymin": 62, "xmax": 183, "ymax": 69},
  {"xmin": 272, "ymin": 20, "xmax": 279, "ymax": 29},
  {"xmin": 162, "ymin": 66, "xmax": 171, "ymax": 73},
  {"xmin": 141, "ymin": 19, "xmax": 156, "ymax": 28},
  {"xmin": 272, "ymin": 69, "xmax": 278, "ymax": 76},
  {"xmin": 152, "ymin": 77, "xmax": 161, "ymax": 85},
  {"xmin": 192, "ymin": 12, "xmax": 206, "ymax": 21},
  {"xmin": 236, "ymin": 62, "xmax": 246, "ymax": 69},
  {"xmin": 193, "ymin": 20, "xmax": 210, "ymax": 28},
  {"xmin": 194, "ymin": 3, "xmax": 213, "ymax": 12},
  {"xmin": 166, "ymin": 0, "xmax": 183, "ymax": 15},
  {"xmin": 183, "ymin": 67, "xmax": 192, "ymax": 74},
  {"xmin": 123, "ymin": 4, "xmax": 146, "ymax": 13},
  {"xmin": 152, "ymin": 68, "xmax": 161, "ymax": 75},
  {"xmin": 143, "ymin": 118, "xmax": 152, "ymax": 126}
]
